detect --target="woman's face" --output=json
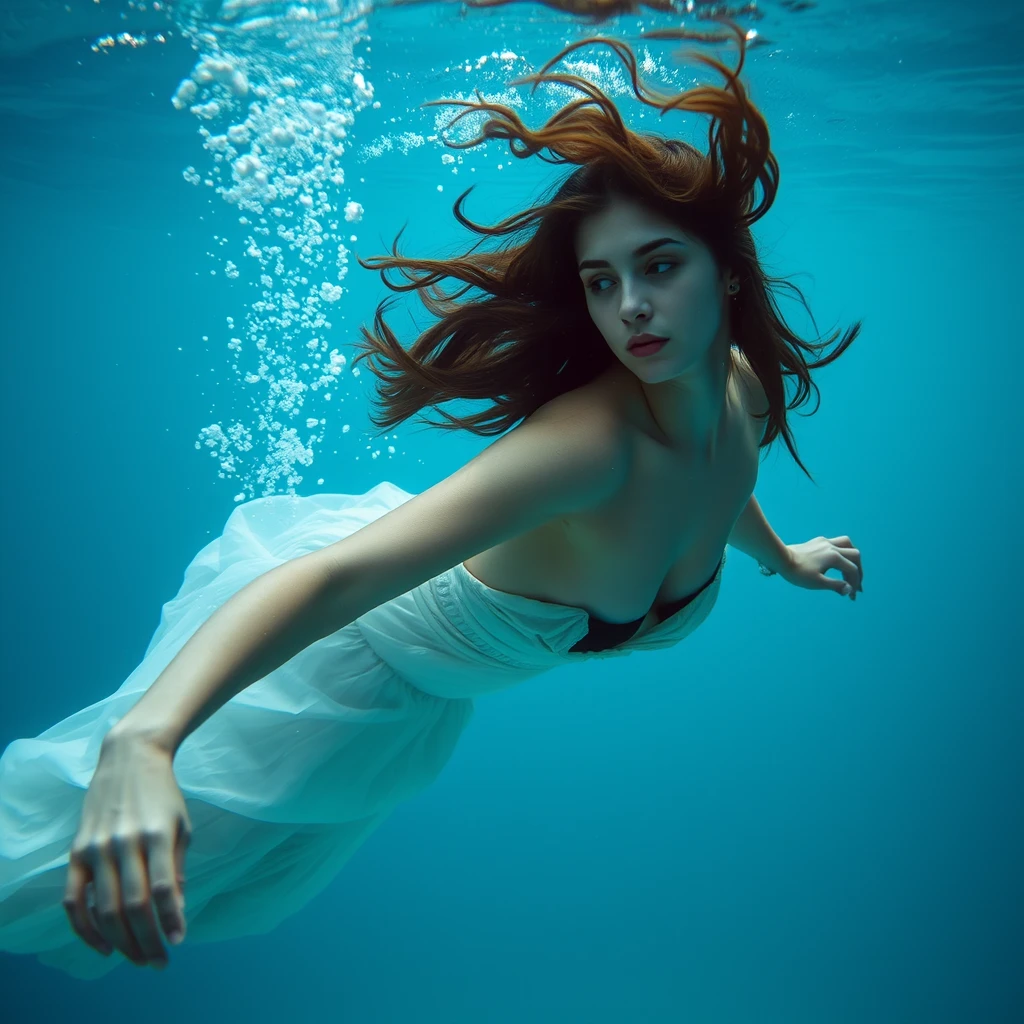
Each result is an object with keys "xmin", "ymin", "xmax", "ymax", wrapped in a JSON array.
[{"xmin": 575, "ymin": 194, "xmax": 733, "ymax": 381}]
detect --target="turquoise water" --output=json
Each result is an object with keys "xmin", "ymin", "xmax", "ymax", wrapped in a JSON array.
[{"xmin": 0, "ymin": 0, "xmax": 1020, "ymax": 1020}]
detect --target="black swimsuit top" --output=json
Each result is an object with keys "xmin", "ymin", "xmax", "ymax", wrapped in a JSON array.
[{"xmin": 568, "ymin": 557, "xmax": 723, "ymax": 654}]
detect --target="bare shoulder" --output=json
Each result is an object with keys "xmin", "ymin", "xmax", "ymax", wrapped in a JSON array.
[
  {"xmin": 499, "ymin": 381, "xmax": 634, "ymax": 501},
  {"xmin": 314, "ymin": 380, "xmax": 631, "ymax": 617},
  {"xmin": 529, "ymin": 375, "xmax": 629, "ymax": 434}
]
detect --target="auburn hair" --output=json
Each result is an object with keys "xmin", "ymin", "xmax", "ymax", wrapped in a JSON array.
[{"xmin": 353, "ymin": 21, "xmax": 860, "ymax": 480}]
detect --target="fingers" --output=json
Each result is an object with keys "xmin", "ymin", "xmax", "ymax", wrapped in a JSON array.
[
  {"xmin": 120, "ymin": 838, "xmax": 171, "ymax": 969},
  {"xmin": 63, "ymin": 743, "xmax": 191, "ymax": 969},
  {"xmin": 147, "ymin": 827, "xmax": 189, "ymax": 946},
  {"xmin": 91, "ymin": 838, "xmax": 152, "ymax": 967},
  {"xmin": 831, "ymin": 550, "xmax": 862, "ymax": 599},
  {"xmin": 68, "ymin": 835, "xmax": 176, "ymax": 969},
  {"xmin": 63, "ymin": 857, "xmax": 112, "ymax": 957},
  {"xmin": 829, "ymin": 537, "xmax": 863, "ymax": 595}
]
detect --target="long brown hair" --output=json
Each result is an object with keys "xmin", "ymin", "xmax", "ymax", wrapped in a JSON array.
[{"xmin": 353, "ymin": 21, "xmax": 860, "ymax": 480}]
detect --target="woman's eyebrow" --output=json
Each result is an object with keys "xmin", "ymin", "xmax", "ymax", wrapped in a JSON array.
[{"xmin": 577, "ymin": 236, "xmax": 685, "ymax": 272}]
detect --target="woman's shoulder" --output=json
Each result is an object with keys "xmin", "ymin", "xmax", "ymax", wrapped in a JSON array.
[
  {"xmin": 536, "ymin": 351, "xmax": 767, "ymax": 436},
  {"xmin": 526, "ymin": 371, "xmax": 634, "ymax": 441}
]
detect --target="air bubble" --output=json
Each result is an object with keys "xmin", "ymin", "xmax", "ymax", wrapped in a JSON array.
[{"xmin": 171, "ymin": 4, "xmax": 377, "ymax": 498}]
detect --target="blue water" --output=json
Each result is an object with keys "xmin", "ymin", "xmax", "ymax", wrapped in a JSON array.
[{"xmin": 1, "ymin": 0, "xmax": 1020, "ymax": 1020}]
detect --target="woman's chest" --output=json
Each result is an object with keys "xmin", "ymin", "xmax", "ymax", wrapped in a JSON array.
[
  {"xmin": 462, "ymin": 357, "xmax": 766, "ymax": 627},
  {"xmin": 562, "ymin": 408, "xmax": 759, "ymax": 623}
]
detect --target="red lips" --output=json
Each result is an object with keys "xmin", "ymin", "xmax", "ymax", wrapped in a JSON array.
[{"xmin": 627, "ymin": 333, "xmax": 668, "ymax": 351}]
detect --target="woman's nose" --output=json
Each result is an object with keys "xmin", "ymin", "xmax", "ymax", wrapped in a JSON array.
[{"xmin": 619, "ymin": 292, "xmax": 652, "ymax": 320}]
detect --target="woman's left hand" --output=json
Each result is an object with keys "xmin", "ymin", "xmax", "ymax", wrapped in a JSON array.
[{"xmin": 779, "ymin": 535, "xmax": 863, "ymax": 601}]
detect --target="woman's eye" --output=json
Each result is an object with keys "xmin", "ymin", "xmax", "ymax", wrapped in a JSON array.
[{"xmin": 587, "ymin": 261, "xmax": 676, "ymax": 295}]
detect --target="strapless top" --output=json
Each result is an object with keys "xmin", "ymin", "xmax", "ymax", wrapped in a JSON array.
[{"xmin": 567, "ymin": 556, "xmax": 724, "ymax": 654}]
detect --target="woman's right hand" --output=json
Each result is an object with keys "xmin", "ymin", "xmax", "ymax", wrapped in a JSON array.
[{"xmin": 63, "ymin": 730, "xmax": 192, "ymax": 969}]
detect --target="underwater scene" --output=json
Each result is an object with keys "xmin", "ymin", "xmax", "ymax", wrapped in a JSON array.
[{"xmin": 0, "ymin": 0, "xmax": 1020, "ymax": 1020}]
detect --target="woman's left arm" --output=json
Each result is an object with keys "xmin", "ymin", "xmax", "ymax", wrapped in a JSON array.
[{"xmin": 727, "ymin": 494, "xmax": 864, "ymax": 601}]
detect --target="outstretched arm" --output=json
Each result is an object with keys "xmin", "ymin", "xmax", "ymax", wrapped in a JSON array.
[
  {"xmin": 728, "ymin": 494, "xmax": 864, "ymax": 600},
  {"xmin": 66, "ymin": 391, "xmax": 630, "ymax": 969},
  {"xmin": 110, "ymin": 394, "xmax": 629, "ymax": 757}
]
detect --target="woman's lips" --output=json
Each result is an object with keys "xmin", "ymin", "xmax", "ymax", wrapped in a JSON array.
[
  {"xmin": 629, "ymin": 337, "xmax": 667, "ymax": 357},
  {"xmin": 628, "ymin": 333, "xmax": 667, "ymax": 349}
]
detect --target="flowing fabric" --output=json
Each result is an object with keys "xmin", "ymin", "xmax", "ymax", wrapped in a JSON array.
[{"xmin": 0, "ymin": 482, "xmax": 725, "ymax": 978}]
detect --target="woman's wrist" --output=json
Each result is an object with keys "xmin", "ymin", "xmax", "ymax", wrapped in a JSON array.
[
  {"xmin": 103, "ymin": 718, "xmax": 179, "ymax": 760},
  {"xmin": 759, "ymin": 544, "xmax": 796, "ymax": 578}
]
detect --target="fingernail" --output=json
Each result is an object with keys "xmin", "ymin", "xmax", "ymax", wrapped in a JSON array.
[{"xmin": 167, "ymin": 930, "xmax": 183, "ymax": 945}]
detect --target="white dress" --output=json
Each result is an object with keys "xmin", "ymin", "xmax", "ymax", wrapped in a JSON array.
[{"xmin": 0, "ymin": 482, "xmax": 726, "ymax": 978}]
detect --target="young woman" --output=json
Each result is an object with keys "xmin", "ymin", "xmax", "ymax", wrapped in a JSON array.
[{"xmin": 0, "ymin": 24, "xmax": 863, "ymax": 977}]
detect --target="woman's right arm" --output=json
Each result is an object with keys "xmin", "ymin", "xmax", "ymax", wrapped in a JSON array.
[
  {"xmin": 109, "ymin": 393, "xmax": 630, "ymax": 756},
  {"xmin": 68, "ymin": 392, "xmax": 630, "ymax": 968}
]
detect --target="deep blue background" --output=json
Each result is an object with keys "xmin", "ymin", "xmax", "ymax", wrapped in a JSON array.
[{"xmin": 1, "ymin": 1, "xmax": 1020, "ymax": 1020}]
